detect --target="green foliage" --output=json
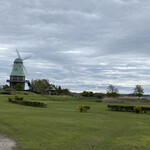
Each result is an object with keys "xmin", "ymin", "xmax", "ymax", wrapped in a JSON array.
[
  {"xmin": 31, "ymin": 79, "xmax": 50, "ymax": 94},
  {"xmin": 8, "ymin": 97, "xmax": 47, "ymax": 107},
  {"xmin": 94, "ymin": 93, "xmax": 106, "ymax": 99},
  {"xmin": 76, "ymin": 105, "xmax": 90, "ymax": 112},
  {"xmin": 107, "ymin": 84, "xmax": 119, "ymax": 98},
  {"xmin": 56, "ymin": 86, "xmax": 62, "ymax": 95},
  {"xmin": 133, "ymin": 85, "xmax": 144, "ymax": 99},
  {"xmin": 80, "ymin": 92, "xmax": 105, "ymax": 98},
  {"xmin": 31, "ymin": 79, "xmax": 71, "ymax": 95},
  {"xmin": 55, "ymin": 86, "xmax": 71, "ymax": 95},
  {"xmin": 108, "ymin": 104, "xmax": 150, "ymax": 114},
  {"xmin": 60, "ymin": 88, "xmax": 71, "ymax": 95},
  {"xmin": 0, "ymin": 91, "xmax": 11, "ymax": 95},
  {"xmin": 133, "ymin": 106, "xmax": 142, "ymax": 113},
  {"xmin": 14, "ymin": 83, "xmax": 23, "ymax": 91},
  {"xmin": 2, "ymin": 84, "xmax": 9, "ymax": 90},
  {"xmin": 81, "ymin": 91, "xmax": 94, "ymax": 97},
  {"xmin": 15, "ymin": 96, "xmax": 23, "ymax": 101},
  {"xmin": 107, "ymin": 105, "xmax": 134, "ymax": 112}
]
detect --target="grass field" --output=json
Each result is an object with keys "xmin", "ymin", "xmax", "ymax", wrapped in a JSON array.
[{"xmin": 0, "ymin": 92, "xmax": 150, "ymax": 150}]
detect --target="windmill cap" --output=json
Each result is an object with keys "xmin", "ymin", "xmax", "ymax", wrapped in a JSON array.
[{"xmin": 14, "ymin": 58, "xmax": 23, "ymax": 63}]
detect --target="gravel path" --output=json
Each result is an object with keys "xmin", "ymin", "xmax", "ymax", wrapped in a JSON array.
[
  {"xmin": 0, "ymin": 134, "xmax": 16, "ymax": 150},
  {"xmin": 102, "ymin": 98, "xmax": 150, "ymax": 105}
]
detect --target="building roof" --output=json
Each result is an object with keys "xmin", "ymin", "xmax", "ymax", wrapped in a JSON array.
[
  {"xmin": 14, "ymin": 58, "xmax": 23, "ymax": 63},
  {"xmin": 10, "ymin": 58, "xmax": 25, "ymax": 77}
]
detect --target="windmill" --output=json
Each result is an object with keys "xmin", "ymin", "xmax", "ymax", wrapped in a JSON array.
[{"xmin": 7, "ymin": 49, "xmax": 31, "ymax": 90}]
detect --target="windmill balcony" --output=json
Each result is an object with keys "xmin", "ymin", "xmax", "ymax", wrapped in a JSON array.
[
  {"xmin": 7, "ymin": 76, "xmax": 26, "ymax": 83},
  {"xmin": 7, "ymin": 79, "xmax": 25, "ymax": 83}
]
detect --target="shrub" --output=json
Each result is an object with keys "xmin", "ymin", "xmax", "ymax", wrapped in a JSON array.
[
  {"xmin": 142, "ymin": 107, "xmax": 150, "ymax": 113},
  {"xmin": 77, "ymin": 105, "xmax": 90, "ymax": 112},
  {"xmin": 0, "ymin": 91, "xmax": 11, "ymax": 95},
  {"xmin": 107, "ymin": 105, "xmax": 150, "ymax": 114},
  {"xmin": 23, "ymin": 93, "xmax": 29, "ymax": 95},
  {"xmin": 14, "ymin": 83, "xmax": 23, "ymax": 91},
  {"xmin": 107, "ymin": 105, "xmax": 134, "ymax": 112},
  {"xmin": 134, "ymin": 106, "xmax": 142, "ymax": 113},
  {"xmin": 8, "ymin": 98, "xmax": 47, "ymax": 108},
  {"xmin": 15, "ymin": 96, "xmax": 23, "ymax": 101}
]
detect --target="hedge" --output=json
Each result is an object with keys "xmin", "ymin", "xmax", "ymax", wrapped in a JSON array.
[
  {"xmin": 0, "ymin": 91, "xmax": 11, "ymax": 95},
  {"xmin": 107, "ymin": 104, "xmax": 150, "ymax": 113},
  {"xmin": 8, "ymin": 98, "xmax": 47, "ymax": 108},
  {"xmin": 15, "ymin": 96, "xmax": 23, "ymax": 101}
]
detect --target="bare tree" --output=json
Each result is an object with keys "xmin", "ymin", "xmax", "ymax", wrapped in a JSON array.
[{"xmin": 107, "ymin": 84, "xmax": 119, "ymax": 98}]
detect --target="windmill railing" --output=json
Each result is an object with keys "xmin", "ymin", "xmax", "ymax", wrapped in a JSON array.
[{"xmin": 7, "ymin": 79, "xmax": 26, "ymax": 83}]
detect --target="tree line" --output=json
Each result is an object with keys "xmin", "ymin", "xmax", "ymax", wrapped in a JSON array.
[
  {"xmin": 30, "ymin": 79, "xmax": 71, "ymax": 95},
  {"xmin": 80, "ymin": 84, "xmax": 144, "ymax": 99},
  {"xmin": 2, "ymin": 79, "xmax": 144, "ymax": 98},
  {"xmin": 2, "ymin": 79, "xmax": 71, "ymax": 95}
]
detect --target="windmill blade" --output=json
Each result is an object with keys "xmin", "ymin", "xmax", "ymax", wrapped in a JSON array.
[
  {"xmin": 23, "ymin": 64, "xmax": 28, "ymax": 75},
  {"xmin": 16, "ymin": 49, "xmax": 21, "ymax": 58},
  {"xmin": 22, "ymin": 55, "xmax": 31, "ymax": 61}
]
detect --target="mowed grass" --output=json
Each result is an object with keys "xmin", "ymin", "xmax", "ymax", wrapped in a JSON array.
[{"xmin": 0, "ymin": 92, "xmax": 150, "ymax": 150}]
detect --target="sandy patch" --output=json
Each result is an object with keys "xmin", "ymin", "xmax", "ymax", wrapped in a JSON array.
[{"xmin": 0, "ymin": 134, "xmax": 16, "ymax": 150}]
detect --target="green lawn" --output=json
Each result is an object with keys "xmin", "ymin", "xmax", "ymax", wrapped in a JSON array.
[{"xmin": 0, "ymin": 92, "xmax": 150, "ymax": 150}]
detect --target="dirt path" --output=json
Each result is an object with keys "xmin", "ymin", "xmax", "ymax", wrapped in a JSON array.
[{"xmin": 0, "ymin": 134, "xmax": 16, "ymax": 150}]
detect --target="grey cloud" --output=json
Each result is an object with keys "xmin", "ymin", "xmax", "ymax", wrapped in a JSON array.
[{"xmin": 1, "ymin": 0, "xmax": 150, "ymax": 93}]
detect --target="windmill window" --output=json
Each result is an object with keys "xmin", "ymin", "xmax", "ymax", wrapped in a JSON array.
[
  {"xmin": 19, "ymin": 76, "xmax": 23, "ymax": 81},
  {"xmin": 13, "ymin": 77, "xmax": 17, "ymax": 81}
]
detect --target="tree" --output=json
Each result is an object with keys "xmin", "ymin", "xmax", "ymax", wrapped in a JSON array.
[
  {"xmin": 107, "ymin": 84, "xmax": 119, "ymax": 98},
  {"xmin": 81, "ymin": 91, "xmax": 89, "ymax": 97},
  {"xmin": 81, "ymin": 91, "xmax": 94, "ymax": 97},
  {"xmin": 61, "ymin": 88, "xmax": 72, "ymax": 95},
  {"xmin": 55, "ymin": 86, "xmax": 71, "ymax": 95},
  {"xmin": 31, "ymin": 79, "xmax": 50, "ymax": 94},
  {"xmin": 31, "ymin": 79, "xmax": 72, "ymax": 95},
  {"xmin": 14, "ymin": 83, "xmax": 23, "ymax": 91},
  {"xmin": 3, "ymin": 84, "xmax": 9, "ymax": 90},
  {"xmin": 133, "ymin": 85, "xmax": 144, "ymax": 99},
  {"xmin": 94, "ymin": 93, "xmax": 106, "ymax": 99},
  {"xmin": 56, "ymin": 86, "xmax": 62, "ymax": 95}
]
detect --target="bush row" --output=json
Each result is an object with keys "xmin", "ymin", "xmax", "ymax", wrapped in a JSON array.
[
  {"xmin": 8, "ymin": 98, "xmax": 47, "ymax": 108},
  {"xmin": 107, "ymin": 104, "xmax": 150, "ymax": 113},
  {"xmin": 15, "ymin": 96, "xmax": 23, "ymax": 101},
  {"xmin": 0, "ymin": 91, "xmax": 11, "ymax": 95}
]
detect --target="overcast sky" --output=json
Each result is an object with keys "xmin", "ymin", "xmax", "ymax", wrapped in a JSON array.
[{"xmin": 1, "ymin": 0, "xmax": 150, "ymax": 93}]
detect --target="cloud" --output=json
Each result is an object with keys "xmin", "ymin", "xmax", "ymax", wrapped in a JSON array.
[{"xmin": 0, "ymin": 0, "xmax": 150, "ymax": 93}]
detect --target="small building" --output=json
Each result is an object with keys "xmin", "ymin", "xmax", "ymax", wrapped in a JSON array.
[{"xmin": 46, "ymin": 86, "xmax": 56, "ymax": 95}]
